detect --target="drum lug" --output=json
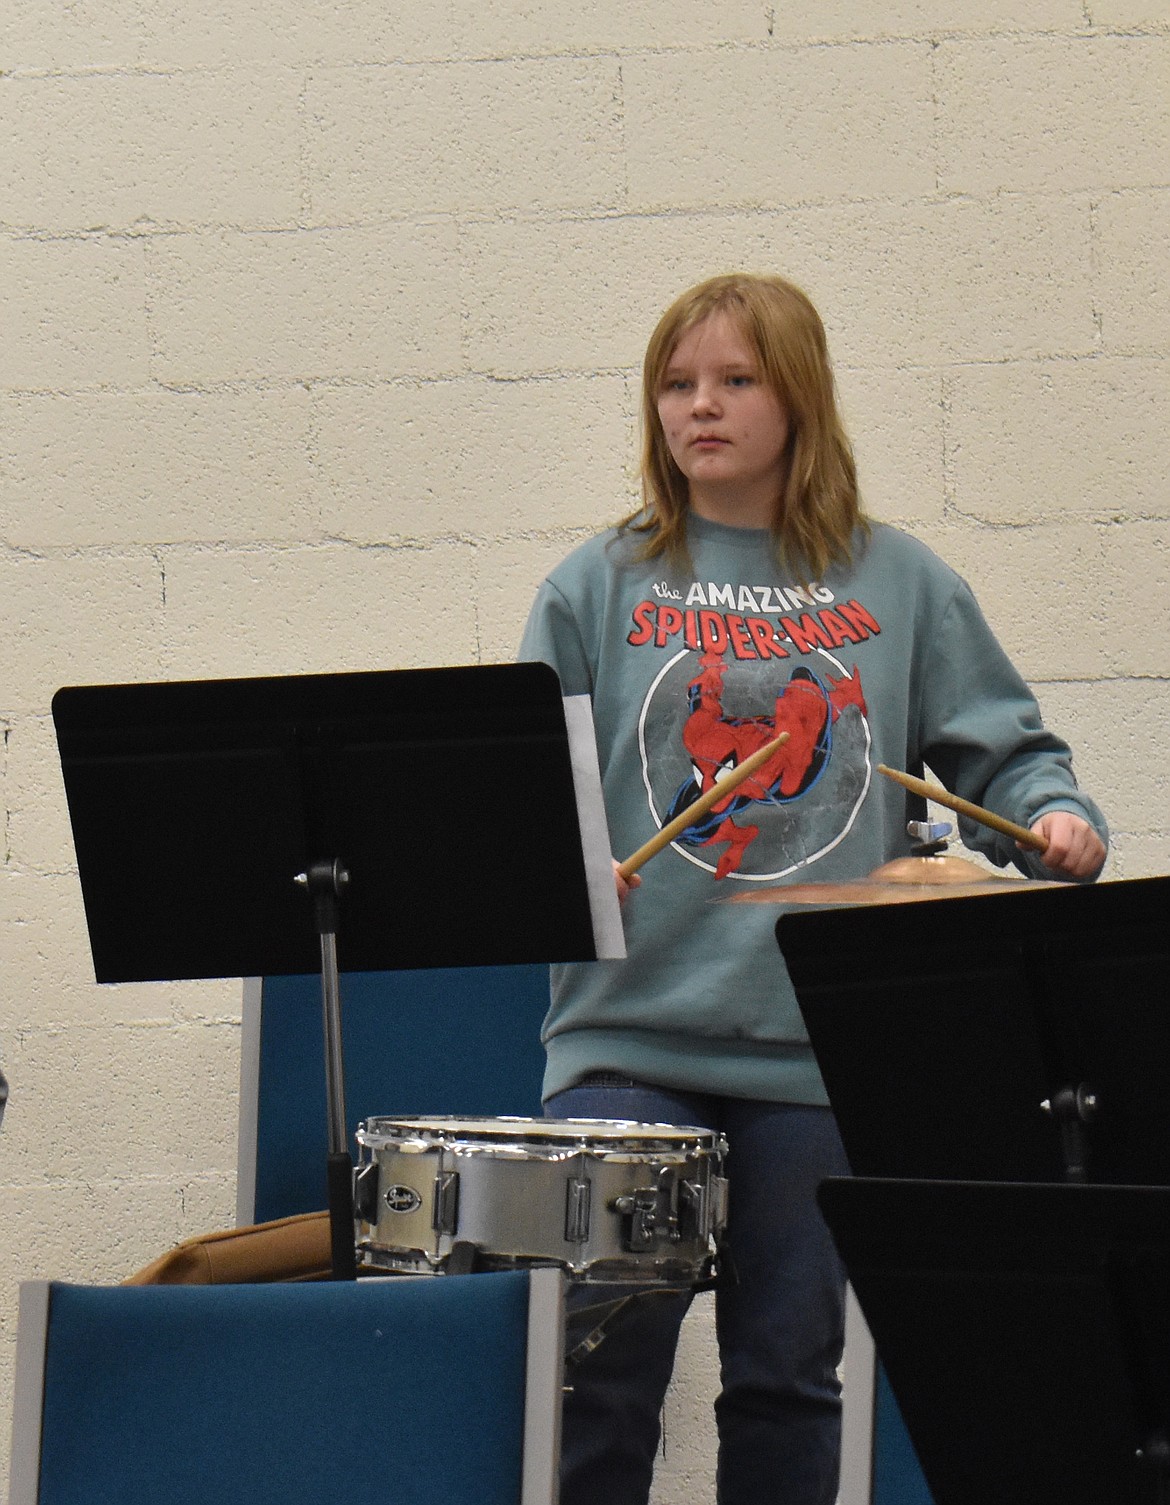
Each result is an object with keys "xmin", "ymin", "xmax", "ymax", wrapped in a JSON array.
[
  {"xmin": 710, "ymin": 1173, "xmax": 730, "ymax": 1236},
  {"xmin": 432, "ymin": 1171, "xmax": 460, "ymax": 1236},
  {"xmin": 352, "ymin": 1160, "xmax": 379, "ymax": 1225},
  {"xmin": 565, "ymin": 1177, "xmax": 592, "ymax": 1243},
  {"xmin": 678, "ymin": 1178, "xmax": 706, "ymax": 1241}
]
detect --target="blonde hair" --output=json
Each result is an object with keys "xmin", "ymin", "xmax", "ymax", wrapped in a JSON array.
[{"xmin": 623, "ymin": 273, "xmax": 866, "ymax": 579}]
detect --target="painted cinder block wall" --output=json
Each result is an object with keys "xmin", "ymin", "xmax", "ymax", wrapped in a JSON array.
[{"xmin": 2, "ymin": 1, "xmax": 1168, "ymax": 1496}]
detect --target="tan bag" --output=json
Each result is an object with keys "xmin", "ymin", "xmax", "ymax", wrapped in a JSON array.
[{"xmin": 124, "ymin": 1210, "xmax": 332, "ymax": 1286}]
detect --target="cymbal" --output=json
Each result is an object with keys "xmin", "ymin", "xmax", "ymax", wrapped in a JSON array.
[
  {"xmin": 867, "ymin": 855, "xmax": 1009, "ymax": 885},
  {"xmin": 727, "ymin": 854, "xmax": 1062, "ymax": 907}
]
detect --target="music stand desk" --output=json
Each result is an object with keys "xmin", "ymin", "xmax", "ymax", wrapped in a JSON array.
[
  {"xmin": 820, "ymin": 1177, "xmax": 1170, "ymax": 1505},
  {"xmin": 777, "ymin": 875, "xmax": 1170, "ymax": 1186},
  {"xmin": 53, "ymin": 662, "xmax": 608, "ymax": 1275}
]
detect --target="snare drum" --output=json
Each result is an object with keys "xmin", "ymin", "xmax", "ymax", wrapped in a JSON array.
[{"xmin": 354, "ymin": 1116, "xmax": 728, "ymax": 1286}]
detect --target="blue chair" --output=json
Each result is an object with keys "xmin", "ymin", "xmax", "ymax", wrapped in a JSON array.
[
  {"xmin": 10, "ymin": 1267, "xmax": 563, "ymax": 1505},
  {"xmin": 839, "ymin": 1289, "xmax": 935, "ymax": 1505},
  {"xmin": 237, "ymin": 965, "xmax": 550, "ymax": 1225}
]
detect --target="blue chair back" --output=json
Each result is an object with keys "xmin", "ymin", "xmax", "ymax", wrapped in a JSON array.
[
  {"xmin": 12, "ymin": 1269, "xmax": 561, "ymax": 1505},
  {"xmin": 240, "ymin": 964, "xmax": 550, "ymax": 1223}
]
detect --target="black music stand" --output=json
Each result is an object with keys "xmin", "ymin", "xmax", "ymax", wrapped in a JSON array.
[
  {"xmin": 777, "ymin": 875, "xmax": 1170, "ymax": 1185},
  {"xmin": 54, "ymin": 662, "xmax": 610, "ymax": 1278},
  {"xmin": 819, "ymin": 1177, "xmax": 1170, "ymax": 1505},
  {"xmin": 776, "ymin": 876, "xmax": 1170, "ymax": 1503}
]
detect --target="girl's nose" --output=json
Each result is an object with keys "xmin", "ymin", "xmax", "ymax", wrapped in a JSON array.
[{"xmin": 692, "ymin": 381, "xmax": 721, "ymax": 415}]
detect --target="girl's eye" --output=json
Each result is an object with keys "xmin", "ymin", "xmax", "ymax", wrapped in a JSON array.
[
  {"xmin": 664, "ymin": 378, "xmax": 691, "ymax": 392},
  {"xmin": 728, "ymin": 375, "xmax": 753, "ymax": 387}
]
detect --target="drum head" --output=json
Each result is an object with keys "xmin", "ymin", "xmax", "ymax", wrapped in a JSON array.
[{"xmin": 359, "ymin": 1114, "xmax": 717, "ymax": 1151}]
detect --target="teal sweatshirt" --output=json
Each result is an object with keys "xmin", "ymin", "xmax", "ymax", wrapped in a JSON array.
[{"xmin": 519, "ymin": 514, "xmax": 1108, "ymax": 1107}]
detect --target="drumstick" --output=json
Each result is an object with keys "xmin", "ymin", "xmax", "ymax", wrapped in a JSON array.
[
  {"xmin": 876, "ymin": 764, "xmax": 1048, "ymax": 852},
  {"xmin": 618, "ymin": 733, "xmax": 790, "ymax": 880}
]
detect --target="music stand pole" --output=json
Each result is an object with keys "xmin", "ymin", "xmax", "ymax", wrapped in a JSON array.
[{"xmin": 296, "ymin": 858, "xmax": 357, "ymax": 1282}]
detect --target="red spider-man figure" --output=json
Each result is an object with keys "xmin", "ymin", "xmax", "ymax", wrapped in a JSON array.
[{"xmin": 666, "ymin": 648, "xmax": 867, "ymax": 878}]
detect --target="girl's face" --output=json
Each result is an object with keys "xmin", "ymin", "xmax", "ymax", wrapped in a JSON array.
[{"xmin": 656, "ymin": 310, "xmax": 790, "ymax": 529}]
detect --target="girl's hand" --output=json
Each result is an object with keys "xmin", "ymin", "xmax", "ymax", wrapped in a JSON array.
[
  {"xmin": 613, "ymin": 858, "xmax": 642, "ymax": 904},
  {"xmin": 1026, "ymin": 813, "xmax": 1106, "ymax": 880}
]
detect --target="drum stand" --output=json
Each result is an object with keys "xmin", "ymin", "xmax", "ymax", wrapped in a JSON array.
[{"xmin": 295, "ymin": 858, "xmax": 356, "ymax": 1282}]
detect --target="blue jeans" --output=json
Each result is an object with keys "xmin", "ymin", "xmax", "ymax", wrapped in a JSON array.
[{"xmin": 546, "ymin": 1082, "xmax": 848, "ymax": 1505}]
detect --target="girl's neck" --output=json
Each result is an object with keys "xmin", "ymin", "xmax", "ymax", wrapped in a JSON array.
[{"xmin": 688, "ymin": 482, "xmax": 777, "ymax": 530}]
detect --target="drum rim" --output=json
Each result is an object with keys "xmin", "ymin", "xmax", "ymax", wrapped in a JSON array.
[
  {"xmin": 357, "ymin": 1241, "xmax": 716, "ymax": 1286},
  {"xmin": 357, "ymin": 1113, "xmax": 721, "ymax": 1146}
]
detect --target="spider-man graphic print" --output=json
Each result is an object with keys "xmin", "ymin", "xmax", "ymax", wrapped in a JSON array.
[{"xmin": 634, "ymin": 630, "xmax": 873, "ymax": 883}]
